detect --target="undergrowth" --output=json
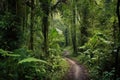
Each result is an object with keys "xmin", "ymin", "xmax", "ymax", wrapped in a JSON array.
[
  {"xmin": 72, "ymin": 33, "xmax": 120, "ymax": 80},
  {"xmin": 0, "ymin": 48, "xmax": 69, "ymax": 80}
]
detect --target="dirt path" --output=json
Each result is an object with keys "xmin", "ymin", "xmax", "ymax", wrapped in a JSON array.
[{"xmin": 63, "ymin": 57, "xmax": 89, "ymax": 80}]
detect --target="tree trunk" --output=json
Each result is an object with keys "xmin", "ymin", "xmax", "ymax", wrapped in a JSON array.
[
  {"xmin": 65, "ymin": 28, "xmax": 69, "ymax": 46},
  {"xmin": 29, "ymin": 0, "xmax": 34, "ymax": 50},
  {"xmin": 40, "ymin": 1, "xmax": 50, "ymax": 56},
  {"xmin": 80, "ymin": 0, "xmax": 89, "ymax": 46},
  {"xmin": 71, "ymin": 0, "xmax": 77, "ymax": 55},
  {"xmin": 114, "ymin": 0, "xmax": 120, "ymax": 79}
]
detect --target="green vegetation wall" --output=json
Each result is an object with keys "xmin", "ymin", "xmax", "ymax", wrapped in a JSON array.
[{"xmin": 0, "ymin": 0, "xmax": 24, "ymax": 51}]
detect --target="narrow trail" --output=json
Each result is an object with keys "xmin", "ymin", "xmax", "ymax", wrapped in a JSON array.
[{"xmin": 63, "ymin": 51, "xmax": 89, "ymax": 80}]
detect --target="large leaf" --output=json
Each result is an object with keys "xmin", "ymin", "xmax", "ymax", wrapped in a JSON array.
[
  {"xmin": 0, "ymin": 49, "xmax": 20, "ymax": 57},
  {"xmin": 7, "ymin": 54, "xmax": 20, "ymax": 57},
  {"xmin": 18, "ymin": 57, "xmax": 48, "ymax": 64}
]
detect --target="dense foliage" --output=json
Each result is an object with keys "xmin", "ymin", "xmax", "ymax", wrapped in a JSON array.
[
  {"xmin": 0, "ymin": 48, "xmax": 68, "ymax": 80},
  {"xmin": 0, "ymin": 0, "xmax": 120, "ymax": 80}
]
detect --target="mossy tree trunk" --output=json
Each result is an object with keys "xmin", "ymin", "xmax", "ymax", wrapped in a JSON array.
[
  {"xmin": 80, "ymin": 0, "xmax": 89, "ymax": 46},
  {"xmin": 29, "ymin": 0, "xmax": 35, "ymax": 50},
  {"xmin": 40, "ymin": 0, "xmax": 51, "ymax": 56},
  {"xmin": 71, "ymin": 0, "xmax": 77, "ymax": 55}
]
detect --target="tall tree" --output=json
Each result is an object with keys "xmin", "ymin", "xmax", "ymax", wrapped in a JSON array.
[
  {"xmin": 114, "ymin": 0, "xmax": 120, "ymax": 79},
  {"xmin": 71, "ymin": 0, "xmax": 77, "ymax": 54},
  {"xmin": 40, "ymin": 0, "xmax": 51, "ymax": 55},
  {"xmin": 80, "ymin": 0, "xmax": 90, "ymax": 46},
  {"xmin": 29, "ymin": 0, "xmax": 35, "ymax": 50}
]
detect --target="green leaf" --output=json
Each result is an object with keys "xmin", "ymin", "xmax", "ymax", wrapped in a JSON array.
[
  {"xmin": 56, "ymin": 28, "xmax": 63, "ymax": 34},
  {"xmin": 18, "ymin": 57, "xmax": 48, "ymax": 64},
  {"xmin": 7, "ymin": 54, "xmax": 20, "ymax": 57},
  {"xmin": 0, "ymin": 49, "xmax": 8, "ymax": 57}
]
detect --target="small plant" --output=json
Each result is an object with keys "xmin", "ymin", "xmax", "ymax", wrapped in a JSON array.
[{"xmin": 101, "ymin": 69, "xmax": 115, "ymax": 80}]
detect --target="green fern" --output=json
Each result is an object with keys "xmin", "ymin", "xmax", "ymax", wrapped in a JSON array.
[
  {"xmin": 18, "ymin": 57, "xmax": 48, "ymax": 64},
  {"xmin": 0, "ymin": 49, "xmax": 8, "ymax": 57}
]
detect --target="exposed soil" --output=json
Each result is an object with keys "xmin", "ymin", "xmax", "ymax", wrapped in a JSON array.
[{"xmin": 62, "ymin": 51, "xmax": 89, "ymax": 80}]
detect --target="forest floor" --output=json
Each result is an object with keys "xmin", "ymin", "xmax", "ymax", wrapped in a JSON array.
[{"xmin": 62, "ymin": 51, "xmax": 89, "ymax": 80}]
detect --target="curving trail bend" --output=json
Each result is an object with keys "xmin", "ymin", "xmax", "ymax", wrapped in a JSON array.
[{"xmin": 63, "ymin": 57, "xmax": 89, "ymax": 80}]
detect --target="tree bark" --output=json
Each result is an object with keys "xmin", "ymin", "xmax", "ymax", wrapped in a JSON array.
[
  {"xmin": 71, "ymin": 0, "xmax": 77, "ymax": 55},
  {"xmin": 114, "ymin": 0, "xmax": 120, "ymax": 79},
  {"xmin": 29, "ymin": 0, "xmax": 34, "ymax": 50},
  {"xmin": 40, "ymin": 1, "xmax": 50, "ymax": 56}
]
